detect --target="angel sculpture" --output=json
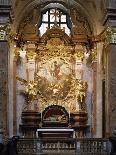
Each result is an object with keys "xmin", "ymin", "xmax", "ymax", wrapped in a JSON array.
[
  {"xmin": 16, "ymin": 76, "xmax": 39, "ymax": 106},
  {"xmin": 25, "ymin": 81, "xmax": 38, "ymax": 102},
  {"xmin": 75, "ymin": 79, "xmax": 87, "ymax": 103}
]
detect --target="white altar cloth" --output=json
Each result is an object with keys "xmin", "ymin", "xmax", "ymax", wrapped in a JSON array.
[
  {"xmin": 36, "ymin": 128, "xmax": 75, "ymax": 138},
  {"xmin": 37, "ymin": 128, "xmax": 74, "ymax": 132}
]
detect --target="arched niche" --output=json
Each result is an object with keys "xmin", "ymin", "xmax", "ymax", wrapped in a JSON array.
[{"xmin": 42, "ymin": 105, "xmax": 69, "ymax": 127}]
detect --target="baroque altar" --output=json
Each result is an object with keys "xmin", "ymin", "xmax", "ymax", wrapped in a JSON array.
[{"xmin": 16, "ymin": 25, "xmax": 90, "ymax": 138}]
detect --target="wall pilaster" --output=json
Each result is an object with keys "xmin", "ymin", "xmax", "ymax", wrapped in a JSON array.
[
  {"xmin": 0, "ymin": 2, "xmax": 10, "ymax": 140},
  {"xmin": 105, "ymin": 42, "xmax": 116, "ymax": 136},
  {"xmin": 103, "ymin": 0, "xmax": 116, "ymax": 136}
]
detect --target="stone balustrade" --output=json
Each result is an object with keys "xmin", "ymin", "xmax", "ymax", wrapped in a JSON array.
[{"xmin": 16, "ymin": 138, "xmax": 110, "ymax": 155}]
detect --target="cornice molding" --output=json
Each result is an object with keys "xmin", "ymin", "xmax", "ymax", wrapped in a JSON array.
[{"xmin": 103, "ymin": 8, "xmax": 116, "ymax": 26}]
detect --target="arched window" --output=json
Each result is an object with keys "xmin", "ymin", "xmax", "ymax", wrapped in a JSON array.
[{"xmin": 39, "ymin": 8, "xmax": 71, "ymax": 35}]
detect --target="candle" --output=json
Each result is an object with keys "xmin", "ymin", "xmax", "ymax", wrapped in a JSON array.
[
  {"xmin": 41, "ymin": 110, "xmax": 42, "ymax": 122},
  {"xmin": 69, "ymin": 110, "xmax": 70, "ymax": 119}
]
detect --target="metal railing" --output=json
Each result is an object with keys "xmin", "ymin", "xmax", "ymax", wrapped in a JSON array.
[{"xmin": 16, "ymin": 138, "xmax": 110, "ymax": 155}]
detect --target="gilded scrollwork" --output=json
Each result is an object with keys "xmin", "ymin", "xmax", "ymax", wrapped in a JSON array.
[
  {"xmin": 36, "ymin": 39, "xmax": 74, "ymax": 64},
  {"xmin": 70, "ymin": 8, "xmax": 92, "ymax": 36}
]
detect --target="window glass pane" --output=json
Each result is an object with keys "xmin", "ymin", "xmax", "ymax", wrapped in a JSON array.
[
  {"xmin": 61, "ymin": 15, "xmax": 66, "ymax": 22},
  {"xmin": 50, "ymin": 14, "xmax": 55, "ymax": 22},
  {"xmin": 43, "ymin": 11, "xmax": 48, "ymax": 22},
  {"xmin": 39, "ymin": 23, "xmax": 48, "ymax": 35}
]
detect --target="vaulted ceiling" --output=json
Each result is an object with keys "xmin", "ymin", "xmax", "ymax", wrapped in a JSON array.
[{"xmin": 11, "ymin": 0, "xmax": 106, "ymax": 35}]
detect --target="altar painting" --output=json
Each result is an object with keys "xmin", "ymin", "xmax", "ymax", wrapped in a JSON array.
[{"xmin": 35, "ymin": 57, "xmax": 73, "ymax": 109}]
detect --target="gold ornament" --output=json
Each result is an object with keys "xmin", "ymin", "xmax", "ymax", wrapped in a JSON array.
[{"xmin": 26, "ymin": 51, "xmax": 37, "ymax": 60}]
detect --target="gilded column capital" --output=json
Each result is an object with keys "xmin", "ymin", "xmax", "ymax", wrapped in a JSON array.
[
  {"xmin": 26, "ymin": 51, "xmax": 37, "ymax": 61},
  {"xmin": 0, "ymin": 23, "xmax": 11, "ymax": 40},
  {"xmin": 95, "ymin": 27, "xmax": 116, "ymax": 47},
  {"xmin": 105, "ymin": 27, "xmax": 116, "ymax": 44},
  {"xmin": 0, "ymin": 25, "xmax": 7, "ymax": 40}
]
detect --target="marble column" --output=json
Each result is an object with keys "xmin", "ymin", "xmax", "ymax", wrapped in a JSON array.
[
  {"xmin": 16, "ymin": 49, "xmax": 27, "ymax": 135},
  {"xmin": 8, "ymin": 43, "xmax": 15, "ymax": 137},
  {"xmin": 96, "ymin": 43, "xmax": 103, "ymax": 138}
]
